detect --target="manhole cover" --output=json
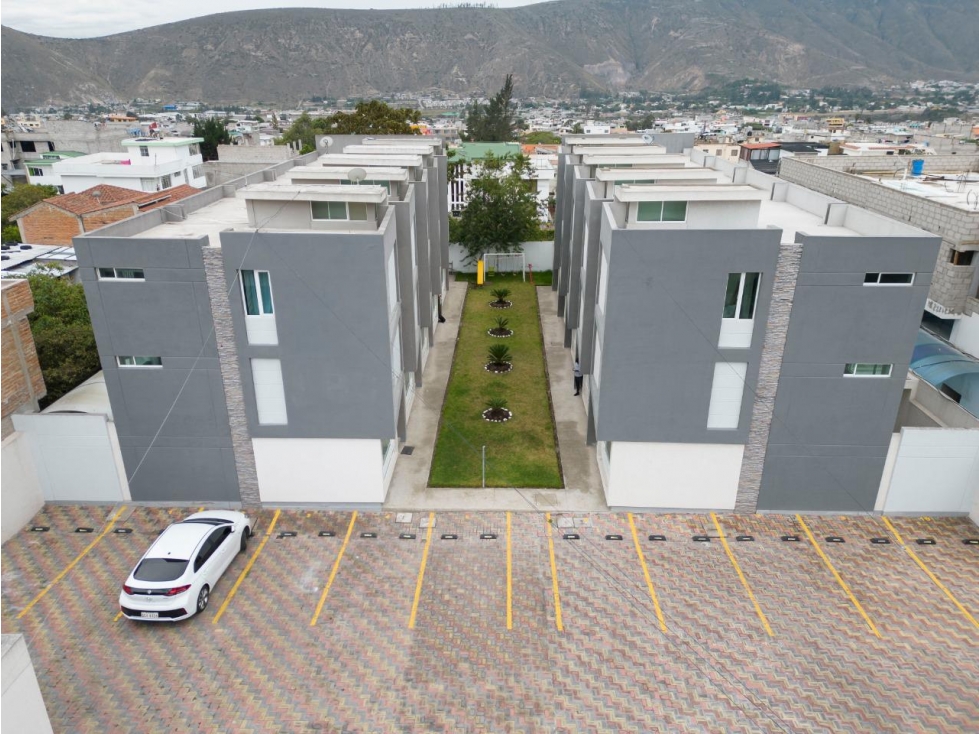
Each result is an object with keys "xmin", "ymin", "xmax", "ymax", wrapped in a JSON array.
[{"xmin": 401, "ymin": 446, "xmax": 414, "ymax": 456}]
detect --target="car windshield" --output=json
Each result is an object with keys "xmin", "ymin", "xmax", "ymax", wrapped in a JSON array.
[{"xmin": 134, "ymin": 558, "xmax": 189, "ymax": 582}]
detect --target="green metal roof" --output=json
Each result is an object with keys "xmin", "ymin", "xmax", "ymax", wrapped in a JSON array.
[
  {"xmin": 453, "ymin": 142, "xmax": 523, "ymax": 162},
  {"xmin": 23, "ymin": 151, "xmax": 86, "ymax": 166}
]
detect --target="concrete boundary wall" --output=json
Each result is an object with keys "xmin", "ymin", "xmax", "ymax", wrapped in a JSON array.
[
  {"xmin": 447, "ymin": 241, "xmax": 554, "ymax": 274},
  {"xmin": 793, "ymin": 153, "xmax": 979, "ymax": 173}
]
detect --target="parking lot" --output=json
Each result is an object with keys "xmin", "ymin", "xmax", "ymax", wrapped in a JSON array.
[{"xmin": 2, "ymin": 505, "xmax": 978, "ymax": 733}]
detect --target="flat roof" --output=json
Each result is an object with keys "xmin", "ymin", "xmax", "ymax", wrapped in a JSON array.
[
  {"xmin": 858, "ymin": 173, "xmax": 979, "ymax": 212},
  {"xmin": 563, "ymin": 135, "xmax": 648, "ymax": 145},
  {"xmin": 237, "ymin": 183, "xmax": 388, "ymax": 204},
  {"xmin": 121, "ymin": 137, "xmax": 203, "ymax": 147},
  {"xmin": 581, "ymin": 154, "xmax": 690, "ymax": 166},
  {"xmin": 1, "ymin": 244, "xmax": 77, "ymax": 275},
  {"xmin": 758, "ymin": 199, "xmax": 858, "ymax": 241},
  {"xmin": 133, "ymin": 196, "xmax": 248, "ymax": 245},
  {"xmin": 596, "ymin": 168, "xmax": 725, "ymax": 182},
  {"xmin": 284, "ymin": 166, "xmax": 409, "ymax": 182},
  {"xmin": 572, "ymin": 145, "xmax": 667, "ymax": 156},
  {"xmin": 342, "ymin": 144, "xmax": 433, "ymax": 156},
  {"xmin": 616, "ymin": 184, "xmax": 766, "ymax": 203},
  {"xmin": 316, "ymin": 153, "xmax": 423, "ymax": 168}
]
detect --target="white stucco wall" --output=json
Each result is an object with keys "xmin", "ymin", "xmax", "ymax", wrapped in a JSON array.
[
  {"xmin": 447, "ymin": 241, "xmax": 554, "ymax": 274},
  {"xmin": 2, "ymin": 635, "xmax": 54, "ymax": 734},
  {"xmin": 882, "ymin": 428, "xmax": 979, "ymax": 514},
  {"xmin": 1, "ymin": 432, "xmax": 44, "ymax": 544},
  {"xmin": 252, "ymin": 438, "xmax": 388, "ymax": 504},
  {"xmin": 950, "ymin": 313, "xmax": 979, "ymax": 359},
  {"xmin": 605, "ymin": 441, "xmax": 744, "ymax": 510}
]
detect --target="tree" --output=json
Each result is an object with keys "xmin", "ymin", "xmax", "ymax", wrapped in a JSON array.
[
  {"xmin": 190, "ymin": 117, "xmax": 231, "ymax": 161},
  {"xmin": 2, "ymin": 184, "xmax": 59, "ymax": 240},
  {"xmin": 278, "ymin": 102, "xmax": 420, "ymax": 154},
  {"xmin": 522, "ymin": 131, "xmax": 561, "ymax": 145},
  {"xmin": 26, "ymin": 266, "xmax": 101, "ymax": 405},
  {"xmin": 277, "ymin": 112, "xmax": 319, "ymax": 153},
  {"xmin": 463, "ymin": 74, "xmax": 518, "ymax": 142},
  {"xmin": 454, "ymin": 153, "xmax": 539, "ymax": 264}
]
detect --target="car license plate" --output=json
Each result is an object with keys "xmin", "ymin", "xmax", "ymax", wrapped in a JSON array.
[{"xmin": 140, "ymin": 611, "xmax": 159, "ymax": 619}]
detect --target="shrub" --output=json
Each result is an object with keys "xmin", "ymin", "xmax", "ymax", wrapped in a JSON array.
[
  {"xmin": 491, "ymin": 288, "xmax": 511, "ymax": 305},
  {"xmin": 487, "ymin": 344, "xmax": 512, "ymax": 366}
]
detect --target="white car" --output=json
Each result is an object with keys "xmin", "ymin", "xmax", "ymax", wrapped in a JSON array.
[{"xmin": 119, "ymin": 510, "xmax": 251, "ymax": 622}]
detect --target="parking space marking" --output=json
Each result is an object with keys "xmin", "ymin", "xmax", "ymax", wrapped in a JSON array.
[
  {"xmin": 797, "ymin": 514, "xmax": 881, "ymax": 638},
  {"xmin": 408, "ymin": 511, "xmax": 435, "ymax": 629},
  {"xmin": 212, "ymin": 509, "xmax": 280, "ymax": 625},
  {"xmin": 710, "ymin": 513, "xmax": 774, "ymax": 637},
  {"xmin": 17, "ymin": 506, "xmax": 126, "ymax": 620},
  {"xmin": 628, "ymin": 513, "xmax": 667, "ymax": 633},
  {"xmin": 310, "ymin": 511, "xmax": 358, "ymax": 626},
  {"xmin": 882, "ymin": 517, "xmax": 979, "ymax": 631},
  {"xmin": 546, "ymin": 512, "xmax": 564, "ymax": 632},
  {"xmin": 506, "ymin": 511, "xmax": 513, "ymax": 630}
]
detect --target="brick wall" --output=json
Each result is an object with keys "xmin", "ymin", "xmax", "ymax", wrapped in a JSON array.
[
  {"xmin": 81, "ymin": 205, "xmax": 139, "ymax": 232},
  {"xmin": 17, "ymin": 204, "xmax": 82, "ymax": 246},
  {"xmin": 799, "ymin": 153, "xmax": 979, "ymax": 174},
  {"xmin": 779, "ymin": 157, "xmax": 979, "ymax": 316},
  {"xmin": 1, "ymin": 280, "xmax": 46, "ymax": 438}
]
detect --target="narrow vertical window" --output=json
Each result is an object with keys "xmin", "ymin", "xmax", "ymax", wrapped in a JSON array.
[
  {"xmin": 720, "ymin": 273, "xmax": 760, "ymax": 349},
  {"xmin": 251, "ymin": 359, "xmax": 288, "ymax": 425},
  {"xmin": 707, "ymin": 362, "xmax": 747, "ymax": 429},
  {"xmin": 241, "ymin": 270, "xmax": 277, "ymax": 345}
]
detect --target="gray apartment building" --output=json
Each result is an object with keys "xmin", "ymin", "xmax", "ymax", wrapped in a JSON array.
[
  {"xmin": 553, "ymin": 135, "xmax": 940, "ymax": 513},
  {"xmin": 778, "ymin": 154, "xmax": 979, "ymax": 359},
  {"xmin": 73, "ymin": 136, "xmax": 449, "ymax": 507}
]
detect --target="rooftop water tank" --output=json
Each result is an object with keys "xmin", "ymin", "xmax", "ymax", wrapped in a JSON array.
[{"xmin": 910, "ymin": 159, "xmax": 924, "ymax": 177}]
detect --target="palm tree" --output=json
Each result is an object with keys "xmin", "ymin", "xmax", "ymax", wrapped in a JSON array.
[
  {"xmin": 487, "ymin": 344, "xmax": 512, "ymax": 367},
  {"xmin": 491, "ymin": 288, "xmax": 511, "ymax": 305}
]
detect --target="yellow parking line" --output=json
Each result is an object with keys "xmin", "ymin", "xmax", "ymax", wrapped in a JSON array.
[
  {"xmin": 408, "ymin": 512, "xmax": 435, "ymax": 629},
  {"xmin": 506, "ymin": 511, "xmax": 513, "ymax": 630},
  {"xmin": 711, "ymin": 513, "xmax": 774, "ymax": 637},
  {"xmin": 18, "ymin": 506, "xmax": 127, "ymax": 619},
  {"xmin": 310, "ymin": 512, "xmax": 358, "ymax": 626},
  {"xmin": 797, "ymin": 514, "xmax": 881, "ymax": 638},
  {"xmin": 546, "ymin": 513, "xmax": 564, "ymax": 632},
  {"xmin": 882, "ymin": 517, "xmax": 979, "ymax": 630},
  {"xmin": 212, "ymin": 509, "xmax": 280, "ymax": 624},
  {"xmin": 628, "ymin": 513, "xmax": 667, "ymax": 633}
]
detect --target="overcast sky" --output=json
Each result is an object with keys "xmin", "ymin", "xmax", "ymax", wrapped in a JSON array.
[{"xmin": 3, "ymin": 0, "xmax": 549, "ymax": 38}]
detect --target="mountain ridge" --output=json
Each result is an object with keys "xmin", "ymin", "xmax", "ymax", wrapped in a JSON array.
[{"xmin": 2, "ymin": 0, "xmax": 978, "ymax": 111}]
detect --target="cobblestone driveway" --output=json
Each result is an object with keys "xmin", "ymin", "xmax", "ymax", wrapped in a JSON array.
[{"xmin": 3, "ymin": 506, "xmax": 978, "ymax": 733}]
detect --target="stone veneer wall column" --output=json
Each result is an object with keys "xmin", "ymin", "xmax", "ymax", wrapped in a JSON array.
[
  {"xmin": 734, "ymin": 242, "xmax": 802, "ymax": 514},
  {"xmin": 202, "ymin": 247, "xmax": 261, "ymax": 507}
]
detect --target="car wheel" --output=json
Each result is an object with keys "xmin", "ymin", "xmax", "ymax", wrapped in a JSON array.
[
  {"xmin": 240, "ymin": 528, "xmax": 250, "ymax": 554},
  {"xmin": 197, "ymin": 585, "xmax": 210, "ymax": 614}
]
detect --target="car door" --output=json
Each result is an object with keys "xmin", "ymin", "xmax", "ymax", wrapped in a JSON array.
[{"xmin": 206, "ymin": 526, "xmax": 236, "ymax": 584}]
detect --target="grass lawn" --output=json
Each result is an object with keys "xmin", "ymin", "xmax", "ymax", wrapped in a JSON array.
[{"xmin": 430, "ymin": 275, "xmax": 563, "ymax": 488}]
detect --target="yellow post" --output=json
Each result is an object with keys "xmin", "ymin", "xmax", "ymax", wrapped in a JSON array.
[{"xmin": 477, "ymin": 259, "xmax": 485, "ymax": 286}]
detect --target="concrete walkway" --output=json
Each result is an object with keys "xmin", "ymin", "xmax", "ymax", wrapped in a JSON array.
[{"xmin": 383, "ymin": 280, "xmax": 607, "ymax": 512}]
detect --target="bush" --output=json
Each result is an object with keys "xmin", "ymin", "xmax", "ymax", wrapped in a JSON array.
[
  {"xmin": 491, "ymin": 288, "xmax": 511, "ymax": 305},
  {"xmin": 487, "ymin": 344, "xmax": 512, "ymax": 366}
]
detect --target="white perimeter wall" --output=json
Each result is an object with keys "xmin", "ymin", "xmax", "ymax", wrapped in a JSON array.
[
  {"xmin": 1, "ymin": 433, "xmax": 44, "ymax": 544},
  {"xmin": 950, "ymin": 313, "xmax": 979, "ymax": 359},
  {"xmin": 2, "ymin": 635, "xmax": 54, "ymax": 734},
  {"xmin": 881, "ymin": 429, "xmax": 979, "ymax": 514},
  {"xmin": 447, "ymin": 241, "xmax": 554, "ymax": 274},
  {"xmin": 253, "ymin": 438, "xmax": 388, "ymax": 504},
  {"xmin": 605, "ymin": 441, "xmax": 744, "ymax": 510},
  {"xmin": 10, "ymin": 413, "xmax": 129, "ymax": 504}
]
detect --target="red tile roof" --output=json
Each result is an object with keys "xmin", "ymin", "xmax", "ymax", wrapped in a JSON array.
[
  {"xmin": 134, "ymin": 185, "xmax": 201, "ymax": 211},
  {"xmin": 24, "ymin": 184, "xmax": 203, "ymax": 218}
]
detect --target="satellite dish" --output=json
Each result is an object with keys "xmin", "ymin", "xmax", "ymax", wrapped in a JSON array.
[
  {"xmin": 319, "ymin": 136, "xmax": 333, "ymax": 149},
  {"xmin": 348, "ymin": 167, "xmax": 367, "ymax": 184},
  {"xmin": 641, "ymin": 134, "xmax": 654, "ymax": 144}
]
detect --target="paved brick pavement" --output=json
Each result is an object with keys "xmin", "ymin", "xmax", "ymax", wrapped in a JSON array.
[{"xmin": 2, "ymin": 506, "xmax": 978, "ymax": 733}]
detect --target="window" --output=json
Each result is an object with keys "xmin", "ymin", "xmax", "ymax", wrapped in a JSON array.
[
  {"xmin": 636, "ymin": 200, "xmax": 687, "ymax": 222},
  {"xmin": 192, "ymin": 165, "xmax": 204, "ymax": 178},
  {"xmin": 241, "ymin": 270, "xmax": 273, "ymax": 315},
  {"xmin": 251, "ymin": 358, "xmax": 288, "ymax": 425},
  {"xmin": 174, "ymin": 170, "xmax": 182, "ymax": 178},
  {"xmin": 160, "ymin": 174, "xmax": 172, "ymax": 189},
  {"xmin": 864, "ymin": 272, "xmax": 914, "ymax": 285},
  {"xmin": 950, "ymin": 250, "xmax": 975, "ymax": 266},
  {"xmin": 117, "ymin": 356, "xmax": 162, "ymax": 367},
  {"xmin": 139, "ymin": 146, "xmax": 149, "ymax": 157},
  {"xmin": 28, "ymin": 167, "xmax": 43, "ymax": 177},
  {"xmin": 20, "ymin": 141, "xmax": 36, "ymax": 153},
  {"xmin": 189, "ymin": 144, "xmax": 200, "ymax": 157},
  {"xmin": 310, "ymin": 201, "xmax": 368, "ymax": 221},
  {"xmin": 707, "ymin": 362, "xmax": 747, "ymax": 429},
  {"xmin": 843, "ymin": 363, "xmax": 892, "ymax": 377},
  {"xmin": 98, "ymin": 267, "xmax": 145, "ymax": 280},
  {"xmin": 723, "ymin": 273, "xmax": 760, "ymax": 319},
  {"xmin": 134, "ymin": 558, "xmax": 187, "ymax": 582}
]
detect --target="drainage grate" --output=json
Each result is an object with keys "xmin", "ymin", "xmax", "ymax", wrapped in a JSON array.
[
  {"xmin": 605, "ymin": 534, "xmax": 623, "ymax": 541},
  {"xmin": 401, "ymin": 446, "xmax": 414, "ymax": 455},
  {"xmin": 318, "ymin": 531, "xmax": 336, "ymax": 538},
  {"xmin": 563, "ymin": 533, "xmax": 581, "ymax": 540},
  {"xmin": 826, "ymin": 537, "xmax": 845, "ymax": 543},
  {"xmin": 360, "ymin": 532, "xmax": 378, "ymax": 539},
  {"xmin": 399, "ymin": 533, "xmax": 417, "ymax": 540},
  {"xmin": 648, "ymin": 534, "xmax": 667, "ymax": 542},
  {"xmin": 781, "ymin": 535, "xmax": 800, "ymax": 542},
  {"xmin": 736, "ymin": 535, "xmax": 754, "ymax": 542},
  {"xmin": 480, "ymin": 533, "xmax": 497, "ymax": 540},
  {"xmin": 870, "ymin": 538, "xmax": 891, "ymax": 545},
  {"xmin": 29, "ymin": 526, "xmax": 50, "ymax": 532},
  {"xmin": 692, "ymin": 535, "xmax": 711, "ymax": 542},
  {"xmin": 113, "ymin": 528, "xmax": 133, "ymax": 534},
  {"xmin": 277, "ymin": 531, "xmax": 297, "ymax": 539},
  {"xmin": 964, "ymin": 539, "xmax": 979, "ymax": 545},
  {"xmin": 75, "ymin": 527, "xmax": 94, "ymax": 534},
  {"xmin": 915, "ymin": 538, "xmax": 936, "ymax": 545},
  {"xmin": 441, "ymin": 534, "xmax": 458, "ymax": 540}
]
